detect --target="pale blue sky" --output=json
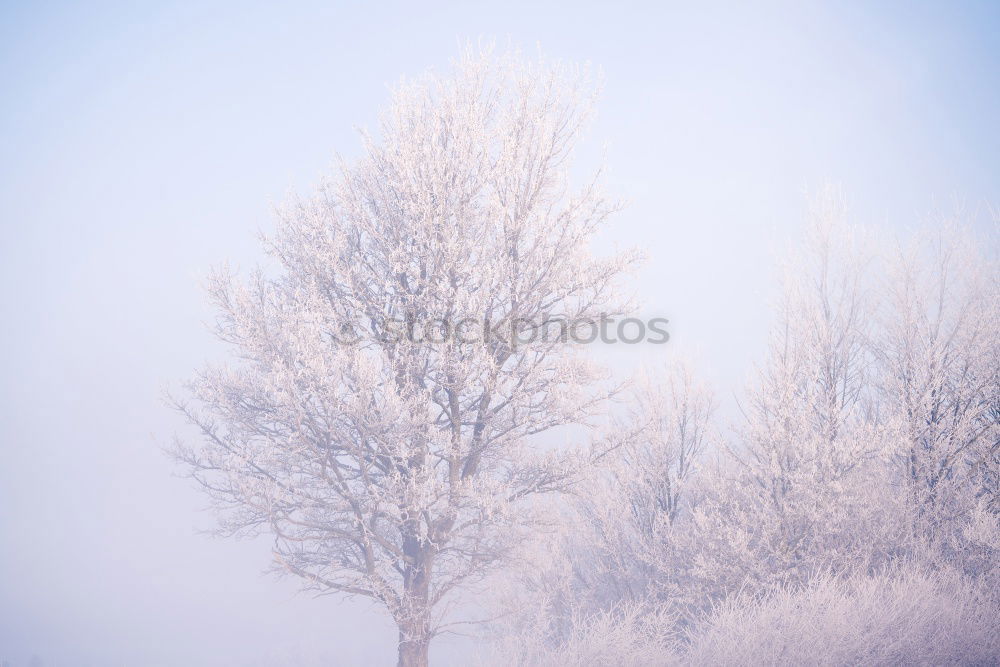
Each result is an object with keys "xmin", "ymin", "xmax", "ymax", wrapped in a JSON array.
[{"xmin": 1, "ymin": 1, "xmax": 998, "ymax": 664}]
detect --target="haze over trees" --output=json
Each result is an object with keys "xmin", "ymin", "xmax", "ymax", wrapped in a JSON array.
[
  {"xmin": 485, "ymin": 195, "xmax": 999, "ymax": 665},
  {"xmin": 172, "ymin": 48, "xmax": 999, "ymax": 666}
]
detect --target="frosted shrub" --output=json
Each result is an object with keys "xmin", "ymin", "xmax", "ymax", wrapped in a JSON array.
[{"xmin": 683, "ymin": 566, "xmax": 1000, "ymax": 666}]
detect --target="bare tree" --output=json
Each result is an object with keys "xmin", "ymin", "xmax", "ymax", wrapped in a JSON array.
[{"xmin": 170, "ymin": 48, "xmax": 635, "ymax": 667}]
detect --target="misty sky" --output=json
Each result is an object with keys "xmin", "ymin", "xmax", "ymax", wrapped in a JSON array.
[{"xmin": 1, "ymin": 1, "xmax": 998, "ymax": 665}]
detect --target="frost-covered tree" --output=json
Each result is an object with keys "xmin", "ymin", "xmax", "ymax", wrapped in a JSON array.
[
  {"xmin": 485, "ymin": 360, "xmax": 716, "ymax": 653},
  {"xmin": 170, "ymin": 49, "xmax": 635, "ymax": 667},
  {"xmin": 482, "ymin": 196, "xmax": 1000, "ymax": 663},
  {"xmin": 680, "ymin": 192, "xmax": 901, "ymax": 600},
  {"xmin": 876, "ymin": 224, "xmax": 1000, "ymax": 544},
  {"xmin": 739, "ymin": 192, "xmax": 878, "ymax": 491},
  {"xmin": 574, "ymin": 361, "xmax": 715, "ymax": 607}
]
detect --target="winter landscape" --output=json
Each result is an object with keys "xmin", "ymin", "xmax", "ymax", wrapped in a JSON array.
[{"xmin": 1, "ymin": 3, "xmax": 998, "ymax": 666}]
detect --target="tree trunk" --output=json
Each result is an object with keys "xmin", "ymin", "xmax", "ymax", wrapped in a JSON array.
[
  {"xmin": 397, "ymin": 520, "xmax": 433, "ymax": 667},
  {"xmin": 397, "ymin": 627, "xmax": 430, "ymax": 667}
]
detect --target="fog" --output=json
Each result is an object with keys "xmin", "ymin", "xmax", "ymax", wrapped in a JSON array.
[{"xmin": 1, "ymin": 1, "xmax": 997, "ymax": 665}]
